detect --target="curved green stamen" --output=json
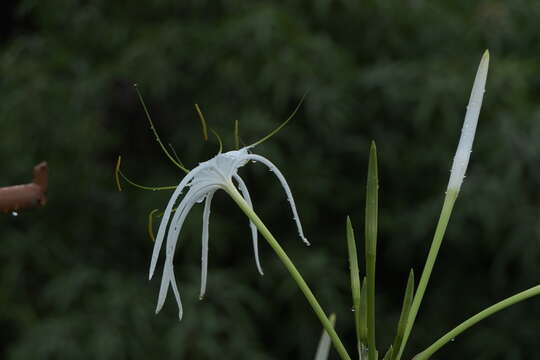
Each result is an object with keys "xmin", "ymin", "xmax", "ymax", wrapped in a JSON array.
[
  {"xmin": 115, "ymin": 156, "xmax": 177, "ymax": 192},
  {"xmin": 234, "ymin": 120, "xmax": 240, "ymax": 150},
  {"xmin": 210, "ymin": 128, "xmax": 223, "ymax": 153},
  {"xmin": 195, "ymin": 103, "xmax": 209, "ymax": 141},
  {"xmin": 134, "ymin": 84, "xmax": 189, "ymax": 174},
  {"xmin": 249, "ymin": 92, "xmax": 307, "ymax": 148}
]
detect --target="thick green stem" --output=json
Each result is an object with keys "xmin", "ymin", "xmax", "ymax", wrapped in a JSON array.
[
  {"xmin": 414, "ymin": 284, "xmax": 540, "ymax": 360},
  {"xmin": 396, "ymin": 190, "xmax": 458, "ymax": 360},
  {"xmin": 225, "ymin": 185, "xmax": 352, "ymax": 360}
]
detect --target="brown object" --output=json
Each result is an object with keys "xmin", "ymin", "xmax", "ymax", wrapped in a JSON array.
[{"xmin": 0, "ymin": 162, "xmax": 48, "ymax": 213}]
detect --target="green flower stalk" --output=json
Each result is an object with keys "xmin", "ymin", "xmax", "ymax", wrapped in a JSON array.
[
  {"xmin": 120, "ymin": 87, "xmax": 351, "ymax": 359},
  {"xmin": 395, "ymin": 50, "xmax": 490, "ymax": 360}
]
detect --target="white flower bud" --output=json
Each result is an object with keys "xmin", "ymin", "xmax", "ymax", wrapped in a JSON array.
[{"xmin": 447, "ymin": 50, "xmax": 490, "ymax": 191}]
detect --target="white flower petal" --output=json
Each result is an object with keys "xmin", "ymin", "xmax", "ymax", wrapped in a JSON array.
[
  {"xmin": 166, "ymin": 185, "xmax": 219, "ymax": 259},
  {"xmin": 200, "ymin": 191, "xmax": 216, "ymax": 300},
  {"xmin": 150, "ymin": 168, "xmax": 202, "ymax": 280},
  {"xmin": 156, "ymin": 185, "xmax": 219, "ymax": 314},
  {"xmin": 155, "ymin": 197, "xmax": 197, "ymax": 313},
  {"xmin": 233, "ymin": 174, "xmax": 263, "ymax": 275},
  {"xmin": 243, "ymin": 154, "xmax": 310, "ymax": 246},
  {"xmin": 169, "ymin": 267, "xmax": 183, "ymax": 320}
]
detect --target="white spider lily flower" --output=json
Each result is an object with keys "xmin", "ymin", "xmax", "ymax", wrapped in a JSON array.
[
  {"xmin": 447, "ymin": 50, "xmax": 490, "ymax": 192},
  {"xmin": 149, "ymin": 146, "xmax": 309, "ymax": 319}
]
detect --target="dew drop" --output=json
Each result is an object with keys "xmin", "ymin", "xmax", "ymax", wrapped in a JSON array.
[
  {"xmin": 11, "ymin": 211, "xmax": 18, "ymax": 217},
  {"xmin": 450, "ymin": 338, "xmax": 455, "ymax": 342}
]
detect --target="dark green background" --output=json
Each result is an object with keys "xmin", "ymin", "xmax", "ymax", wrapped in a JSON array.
[{"xmin": 1, "ymin": 1, "xmax": 540, "ymax": 359}]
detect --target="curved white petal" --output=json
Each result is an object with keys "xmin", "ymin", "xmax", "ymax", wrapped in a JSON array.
[
  {"xmin": 166, "ymin": 185, "xmax": 220, "ymax": 259},
  {"xmin": 200, "ymin": 191, "xmax": 216, "ymax": 299},
  {"xmin": 169, "ymin": 267, "xmax": 183, "ymax": 320},
  {"xmin": 156, "ymin": 184, "xmax": 218, "ymax": 314},
  {"xmin": 242, "ymin": 154, "xmax": 310, "ymax": 246},
  {"xmin": 155, "ymin": 197, "xmax": 197, "ymax": 313},
  {"xmin": 233, "ymin": 174, "xmax": 263, "ymax": 275},
  {"xmin": 150, "ymin": 167, "xmax": 203, "ymax": 280}
]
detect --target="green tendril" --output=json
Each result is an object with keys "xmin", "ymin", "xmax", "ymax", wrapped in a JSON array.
[
  {"xmin": 115, "ymin": 155, "xmax": 177, "ymax": 192},
  {"xmin": 133, "ymin": 84, "xmax": 189, "ymax": 174},
  {"xmin": 210, "ymin": 128, "xmax": 223, "ymax": 153},
  {"xmin": 249, "ymin": 92, "xmax": 307, "ymax": 148},
  {"xmin": 195, "ymin": 103, "xmax": 209, "ymax": 141}
]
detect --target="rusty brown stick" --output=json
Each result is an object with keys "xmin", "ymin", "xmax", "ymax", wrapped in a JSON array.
[{"xmin": 0, "ymin": 162, "xmax": 48, "ymax": 213}]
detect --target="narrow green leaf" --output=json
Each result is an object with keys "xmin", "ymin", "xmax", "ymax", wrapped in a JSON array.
[
  {"xmin": 391, "ymin": 270, "xmax": 415, "ymax": 360},
  {"xmin": 365, "ymin": 141, "xmax": 379, "ymax": 360},
  {"xmin": 382, "ymin": 346, "xmax": 394, "ymax": 360},
  {"xmin": 346, "ymin": 216, "xmax": 362, "ymax": 347},
  {"xmin": 414, "ymin": 284, "xmax": 540, "ymax": 360},
  {"xmin": 314, "ymin": 313, "xmax": 337, "ymax": 360},
  {"xmin": 359, "ymin": 277, "xmax": 368, "ymax": 344}
]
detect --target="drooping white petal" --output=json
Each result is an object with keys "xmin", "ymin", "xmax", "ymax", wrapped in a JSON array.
[
  {"xmin": 169, "ymin": 266, "xmax": 183, "ymax": 320},
  {"xmin": 155, "ymin": 196, "xmax": 198, "ymax": 313},
  {"xmin": 242, "ymin": 154, "xmax": 310, "ymax": 245},
  {"xmin": 150, "ymin": 167, "xmax": 203, "ymax": 280},
  {"xmin": 166, "ymin": 185, "xmax": 220, "ymax": 259},
  {"xmin": 233, "ymin": 174, "xmax": 263, "ymax": 275},
  {"xmin": 156, "ymin": 185, "xmax": 217, "ymax": 313},
  {"xmin": 200, "ymin": 191, "xmax": 216, "ymax": 300},
  {"xmin": 447, "ymin": 50, "xmax": 490, "ymax": 191}
]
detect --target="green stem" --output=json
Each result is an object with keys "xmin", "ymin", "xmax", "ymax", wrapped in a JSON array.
[
  {"xmin": 396, "ymin": 189, "xmax": 458, "ymax": 360},
  {"xmin": 414, "ymin": 284, "xmax": 540, "ymax": 360},
  {"xmin": 225, "ymin": 185, "xmax": 352, "ymax": 360}
]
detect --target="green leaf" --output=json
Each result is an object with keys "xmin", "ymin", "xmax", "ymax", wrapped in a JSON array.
[
  {"xmin": 365, "ymin": 141, "xmax": 379, "ymax": 360},
  {"xmin": 359, "ymin": 277, "xmax": 368, "ymax": 345},
  {"xmin": 382, "ymin": 346, "xmax": 394, "ymax": 360},
  {"xmin": 391, "ymin": 270, "xmax": 415, "ymax": 360},
  {"xmin": 346, "ymin": 216, "xmax": 362, "ymax": 347}
]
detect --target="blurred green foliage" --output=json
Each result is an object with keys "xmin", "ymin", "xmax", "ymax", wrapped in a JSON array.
[{"xmin": 1, "ymin": 0, "xmax": 540, "ymax": 359}]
